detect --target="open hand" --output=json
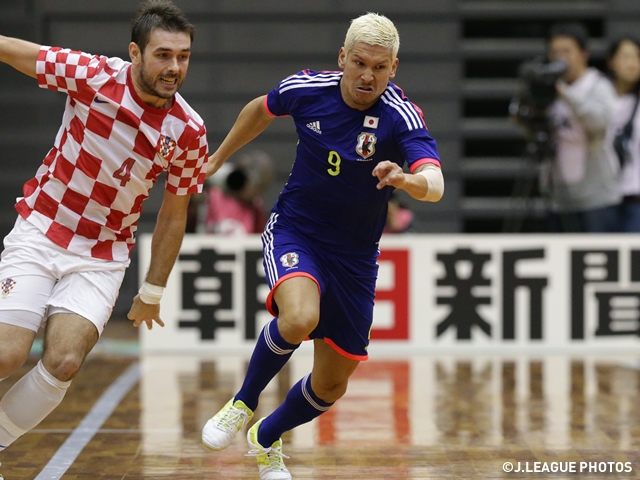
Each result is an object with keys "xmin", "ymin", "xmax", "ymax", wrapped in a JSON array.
[{"xmin": 127, "ymin": 295, "xmax": 165, "ymax": 330}]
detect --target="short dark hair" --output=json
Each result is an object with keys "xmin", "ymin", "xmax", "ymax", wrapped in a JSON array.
[
  {"xmin": 547, "ymin": 22, "xmax": 589, "ymax": 51},
  {"xmin": 131, "ymin": 0, "xmax": 195, "ymax": 53}
]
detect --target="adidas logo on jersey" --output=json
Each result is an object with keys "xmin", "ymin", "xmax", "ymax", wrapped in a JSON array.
[{"xmin": 306, "ymin": 121, "xmax": 322, "ymax": 134}]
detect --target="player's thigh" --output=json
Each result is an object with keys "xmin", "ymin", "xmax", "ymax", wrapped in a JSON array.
[
  {"xmin": 271, "ymin": 275, "xmax": 321, "ymax": 343},
  {"xmin": 0, "ymin": 218, "xmax": 58, "ymax": 328},
  {"xmin": 262, "ymin": 222, "xmax": 323, "ymax": 320},
  {"xmin": 273, "ymin": 275, "xmax": 320, "ymax": 320},
  {"xmin": 48, "ymin": 267, "xmax": 126, "ymax": 337},
  {"xmin": 0, "ymin": 323, "xmax": 37, "ymax": 378},
  {"xmin": 311, "ymin": 338, "xmax": 360, "ymax": 401},
  {"xmin": 0, "ymin": 273, "xmax": 55, "ymax": 329}
]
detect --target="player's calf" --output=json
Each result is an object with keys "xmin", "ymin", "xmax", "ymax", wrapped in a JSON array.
[{"xmin": 0, "ymin": 360, "xmax": 71, "ymax": 450}]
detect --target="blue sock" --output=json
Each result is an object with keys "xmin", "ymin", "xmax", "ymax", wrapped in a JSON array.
[
  {"xmin": 235, "ymin": 319, "xmax": 299, "ymax": 411},
  {"xmin": 257, "ymin": 374, "xmax": 333, "ymax": 447}
]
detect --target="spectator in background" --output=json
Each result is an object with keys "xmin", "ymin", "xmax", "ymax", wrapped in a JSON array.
[
  {"xmin": 383, "ymin": 193, "xmax": 415, "ymax": 233},
  {"xmin": 204, "ymin": 150, "xmax": 274, "ymax": 235},
  {"xmin": 606, "ymin": 36, "xmax": 640, "ymax": 232},
  {"xmin": 543, "ymin": 22, "xmax": 621, "ymax": 232}
]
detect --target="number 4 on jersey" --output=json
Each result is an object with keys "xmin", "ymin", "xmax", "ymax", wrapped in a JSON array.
[{"xmin": 113, "ymin": 158, "xmax": 136, "ymax": 186}]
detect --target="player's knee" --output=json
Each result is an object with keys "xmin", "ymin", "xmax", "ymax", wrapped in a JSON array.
[
  {"xmin": 42, "ymin": 352, "xmax": 84, "ymax": 382},
  {"xmin": 0, "ymin": 351, "xmax": 29, "ymax": 379},
  {"xmin": 313, "ymin": 378, "xmax": 349, "ymax": 404},
  {"xmin": 279, "ymin": 305, "xmax": 319, "ymax": 339}
]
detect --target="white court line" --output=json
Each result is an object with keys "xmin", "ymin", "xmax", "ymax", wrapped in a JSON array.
[
  {"xmin": 34, "ymin": 362, "xmax": 141, "ymax": 480},
  {"xmin": 32, "ymin": 428, "xmax": 181, "ymax": 434}
]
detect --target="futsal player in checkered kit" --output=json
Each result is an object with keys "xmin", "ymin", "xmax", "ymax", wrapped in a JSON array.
[
  {"xmin": 201, "ymin": 13, "xmax": 444, "ymax": 479},
  {"xmin": 0, "ymin": 0, "xmax": 207, "ymax": 459}
]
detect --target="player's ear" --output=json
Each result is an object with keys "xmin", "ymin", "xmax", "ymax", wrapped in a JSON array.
[
  {"xmin": 389, "ymin": 57, "xmax": 399, "ymax": 78},
  {"xmin": 129, "ymin": 42, "xmax": 141, "ymax": 65},
  {"xmin": 338, "ymin": 47, "xmax": 346, "ymax": 69}
]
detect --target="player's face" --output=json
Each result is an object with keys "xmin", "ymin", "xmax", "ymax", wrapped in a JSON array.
[
  {"xmin": 338, "ymin": 42, "xmax": 398, "ymax": 110},
  {"xmin": 130, "ymin": 29, "xmax": 191, "ymax": 107}
]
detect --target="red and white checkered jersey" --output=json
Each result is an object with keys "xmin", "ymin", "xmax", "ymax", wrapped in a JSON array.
[{"xmin": 16, "ymin": 46, "xmax": 208, "ymax": 262}]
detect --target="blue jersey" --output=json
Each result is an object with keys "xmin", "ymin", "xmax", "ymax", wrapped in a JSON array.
[{"xmin": 265, "ymin": 70, "xmax": 440, "ymax": 256}]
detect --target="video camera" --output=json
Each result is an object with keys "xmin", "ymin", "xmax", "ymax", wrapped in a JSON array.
[
  {"xmin": 509, "ymin": 58, "xmax": 568, "ymax": 159},
  {"xmin": 206, "ymin": 151, "xmax": 275, "ymax": 204},
  {"xmin": 209, "ymin": 162, "xmax": 250, "ymax": 193}
]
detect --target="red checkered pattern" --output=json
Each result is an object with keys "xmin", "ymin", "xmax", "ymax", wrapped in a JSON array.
[{"xmin": 16, "ymin": 46, "xmax": 208, "ymax": 262}]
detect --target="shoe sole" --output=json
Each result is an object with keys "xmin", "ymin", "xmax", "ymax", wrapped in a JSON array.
[{"xmin": 201, "ymin": 438, "xmax": 229, "ymax": 451}]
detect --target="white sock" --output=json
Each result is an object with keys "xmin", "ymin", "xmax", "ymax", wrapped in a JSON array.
[{"xmin": 0, "ymin": 361, "xmax": 71, "ymax": 448}]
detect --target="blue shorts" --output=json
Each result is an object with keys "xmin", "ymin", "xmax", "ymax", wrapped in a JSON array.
[{"xmin": 262, "ymin": 213, "xmax": 379, "ymax": 361}]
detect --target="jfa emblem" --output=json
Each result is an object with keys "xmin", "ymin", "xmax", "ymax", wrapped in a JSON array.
[
  {"xmin": 1, "ymin": 278, "xmax": 16, "ymax": 298},
  {"xmin": 356, "ymin": 132, "xmax": 377, "ymax": 159},
  {"xmin": 280, "ymin": 252, "xmax": 299, "ymax": 268},
  {"xmin": 157, "ymin": 134, "xmax": 177, "ymax": 161}
]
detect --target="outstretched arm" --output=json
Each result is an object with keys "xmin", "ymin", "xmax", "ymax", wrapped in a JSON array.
[
  {"xmin": 127, "ymin": 189, "xmax": 191, "ymax": 330},
  {"xmin": 206, "ymin": 95, "xmax": 274, "ymax": 177},
  {"xmin": 0, "ymin": 35, "xmax": 40, "ymax": 78}
]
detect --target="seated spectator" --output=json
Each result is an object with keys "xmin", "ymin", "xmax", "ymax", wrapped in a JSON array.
[{"xmin": 383, "ymin": 193, "xmax": 415, "ymax": 233}]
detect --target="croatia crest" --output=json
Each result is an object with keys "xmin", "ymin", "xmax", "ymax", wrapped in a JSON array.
[
  {"xmin": 1, "ymin": 278, "xmax": 16, "ymax": 298},
  {"xmin": 356, "ymin": 132, "xmax": 377, "ymax": 159},
  {"xmin": 157, "ymin": 134, "xmax": 177, "ymax": 161},
  {"xmin": 280, "ymin": 252, "xmax": 299, "ymax": 268}
]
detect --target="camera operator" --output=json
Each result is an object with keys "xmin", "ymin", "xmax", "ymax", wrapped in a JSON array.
[
  {"xmin": 542, "ymin": 23, "xmax": 621, "ymax": 232},
  {"xmin": 606, "ymin": 36, "xmax": 640, "ymax": 232},
  {"xmin": 204, "ymin": 150, "xmax": 274, "ymax": 235}
]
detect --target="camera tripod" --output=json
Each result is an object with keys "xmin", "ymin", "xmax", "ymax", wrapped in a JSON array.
[{"xmin": 501, "ymin": 133, "xmax": 550, "ymax": 233}]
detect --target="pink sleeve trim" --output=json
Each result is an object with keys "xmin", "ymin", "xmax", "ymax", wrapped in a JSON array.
[
  {"xmin": 409, "ymin": 158, "xmax": 440, "ymax": 173},
  {"xmin": 263, "ymin": 95, "xmax": 277, "ymax": 117},
  {"xmin": 263, "ymin": 94, "xmax": 290, "ymax": 118}
]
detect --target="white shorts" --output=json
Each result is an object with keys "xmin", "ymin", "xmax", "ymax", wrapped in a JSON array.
[{"xmin": 0, "ymin": 217, "xmax": 127, "ymax": 335}]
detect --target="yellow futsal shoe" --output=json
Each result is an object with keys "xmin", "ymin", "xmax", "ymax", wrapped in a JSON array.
[
  {"xmin": 202, "ymin": 398, "xmax": 253, "ymax": 451},
  {"xmin": 246, "ymin": 418, "xmax": 292, "ymax": 480}
]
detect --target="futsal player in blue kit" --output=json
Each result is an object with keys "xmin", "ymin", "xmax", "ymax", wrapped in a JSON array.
[{"xmin": 201, "ymin": 13, "xmax": 444, "ymax": 479}]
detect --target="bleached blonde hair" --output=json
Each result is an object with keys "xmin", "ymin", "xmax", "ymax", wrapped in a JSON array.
[{"xmin": 343, "ymin": 13, "xmax": 400, "ymax": 59}]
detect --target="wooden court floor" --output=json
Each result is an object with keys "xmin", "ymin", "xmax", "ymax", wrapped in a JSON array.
[{"xmin": 1, "ymin": 321, "xmax": 640, "ymax": 479}]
